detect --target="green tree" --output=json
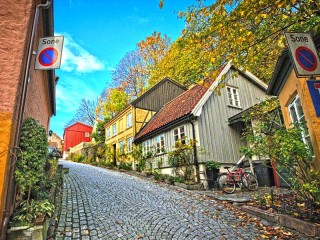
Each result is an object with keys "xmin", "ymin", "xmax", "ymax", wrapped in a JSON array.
[
  {"xmin": 161, "ymin": 0, "xmax": 320, "ymax": 82},
  {"xmin": 241, "ymin": 98, "xmax": 320, "ymax": 204},
  {"xmin": 102, "ymin": 87, "xmax": 129, "ymax": 119}
]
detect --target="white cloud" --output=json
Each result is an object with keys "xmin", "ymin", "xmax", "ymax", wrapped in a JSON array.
[
  {"xmin": 55, "ymin": 78, "xmax": 98, "ymax": 114},
  {"xmin": 56, "ymin": 33, "xmax": 105, "ymax": 73}
]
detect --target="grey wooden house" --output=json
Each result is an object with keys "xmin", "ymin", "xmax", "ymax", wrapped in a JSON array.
[{"xmin": 134, "ymin": 62, "xmax": 268, "ymax": 178}]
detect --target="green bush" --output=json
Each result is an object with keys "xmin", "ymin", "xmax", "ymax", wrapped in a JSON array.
[
  {"xmin": 205, "ymin": 160, "xmax": 220, "ymax": 170},
  {"xmin": 15, "ymin": 118, "xmax": 54, "ymax": 224},
  {"xmin": 118, "ymin": 162, "xmax": 132, "ymax": 171},
  {"xmin": 73, "ymin": 154, "xmax": 86, "ymax": 163}
]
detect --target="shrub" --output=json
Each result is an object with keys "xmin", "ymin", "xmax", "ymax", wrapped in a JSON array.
[
  {"xmin": 205, "ymin": 160, "xmax": 221, "ymax": 170},
  {"xmin": 15, "ymin": 118, "xmax": 54, "ymax": 223},
  {"xmin": 118, "ymin": 162, "xmax": 132, "ymax": 171}
]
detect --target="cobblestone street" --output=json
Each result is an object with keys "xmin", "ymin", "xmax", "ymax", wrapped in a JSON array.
[{"xmin": 55, "ymin": 161, "xmax": 283, "ymax": 240}]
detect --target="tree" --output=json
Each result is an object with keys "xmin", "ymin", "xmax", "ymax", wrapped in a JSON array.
[
  {"xmin": 149, "ymin": 37, "xmax": 213, "ymax": 86},
  {"xmin": 164, "ymin": 0, "xmax": 320, "ymax": 82},
  {"xmin": 102, "ymin": 87, "xmax": 129, "ymax": 120},
  {"xmin": 137, "ymin": 31, "xmax": 171, "ymax": 74},
  {"xmin": 65, "ymin": 98, "xmax": 97, "ymax": 127},
  {"xmin": 111, "ymin": 32, "xmax": 172, "ymax": 100},
  {"xmin": 241, "ymin": 98, "xmax": 320, "ymax": 204},
  {"xmin": 91, "ymin": 119, "xmax": 107, "ymax": 143},
  {"xmin": 112, "ymin": 50, "xmax": 148, "ymax": 101}
]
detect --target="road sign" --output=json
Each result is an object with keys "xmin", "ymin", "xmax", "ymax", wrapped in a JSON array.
[
  {"xmin": 307, "ymin": 80, "xmax": 320, "ymax": 117},
  {"xmin": 285, "ymin": 32, "xmax": 320, "ymax": 77},
  {"xmin": 35, "ymin": 36, "xmax": 64, "ymax": 70}
]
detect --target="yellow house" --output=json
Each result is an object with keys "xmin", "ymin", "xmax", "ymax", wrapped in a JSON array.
[
  {"xmin": 105, "ymin": 77, "xmax": 187, "ymax": 167},
  {"xmin": 267, "ymin": 32, "xmax": 320, "ymax": 170}
]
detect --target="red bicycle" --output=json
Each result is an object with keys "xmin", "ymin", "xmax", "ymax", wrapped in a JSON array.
[{"xmin": 217, "ymin": 164, "xmax": 258, "ymax": 194}]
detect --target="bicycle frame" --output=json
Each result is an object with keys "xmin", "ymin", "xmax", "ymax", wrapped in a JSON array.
[{"xmin": 225, "ymin": 167, "xmax": 245, "ymax": 186}]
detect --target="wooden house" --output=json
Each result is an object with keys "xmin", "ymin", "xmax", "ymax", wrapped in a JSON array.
[
  {"xmin": 134, "ymin": 62, "xmax": 268, "ymax": 179},
  {"xmin": 63, "ymin": 122, "xmax": 93, "ymax": 158},
  {"xmin": 104, "ymin": 77, "xmax": 187, "ymax": 167}
]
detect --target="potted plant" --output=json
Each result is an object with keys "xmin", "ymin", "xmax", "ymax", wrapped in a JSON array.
[{"xmin": 205, "ymin": 160, "xmax": 220, "ymax": 189}]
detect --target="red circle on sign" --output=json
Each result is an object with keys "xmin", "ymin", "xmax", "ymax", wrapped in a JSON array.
[
  {"xmin": 38, "ymin": 47, "xmax": 58, "ymax": 66},
  {"xmin": 295, "ymin": 46, "xmax": 318, "ymax": 71}
]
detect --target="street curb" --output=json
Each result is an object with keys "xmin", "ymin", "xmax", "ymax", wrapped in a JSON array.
[{"xmin": 242, "ymin": 205, "xmax": 320, "ymax": 238}]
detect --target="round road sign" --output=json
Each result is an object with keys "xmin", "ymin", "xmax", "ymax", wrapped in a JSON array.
[
  {"xmin": 38, "ymin": 47, "xmax": 59, "ymax": 67},
  {"xmin": 295, "ymin": 46, "xmax": 318, "ymax": 72}
]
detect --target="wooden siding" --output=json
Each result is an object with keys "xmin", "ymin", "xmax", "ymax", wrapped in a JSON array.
[
  {"xmin": 133, "ymin": 79, "xmax": 186, "ymax": 111},
  {"xmin": 141, "ymin": 121, "xmax": 194, "ymax": 168},
  {"xmin": 197, "ymin": 69, "xmax": 268, "ymax": 164}
]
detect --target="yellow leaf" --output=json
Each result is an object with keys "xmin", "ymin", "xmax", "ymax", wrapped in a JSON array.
[
  {"xmin": 260, "ymin": 234, "xmax": 270, "ymax": 239},
  {"xmin": 159, "ymin": 0, "xmax": 164, "ymax": 9},
  {"xmin": 210, "ymin": 57, "xmax": 216, "ymax": 63},
  {"xmin": 261, "ymin": 14, "xmax": 267, "ymax": 18}
]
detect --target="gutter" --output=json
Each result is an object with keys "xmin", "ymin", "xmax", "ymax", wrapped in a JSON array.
[
  {"xmin": 1, "ymin": 1, "xmax": 52, "ymax": 239},
  {"xmin": 188, "ymin": 114, "xmax": 200, "ymax": 183}
]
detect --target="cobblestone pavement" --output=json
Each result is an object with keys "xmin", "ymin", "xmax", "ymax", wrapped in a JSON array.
[{"xmin": 55, "ymin": 161, "xmax": 302, "ymax": 240}]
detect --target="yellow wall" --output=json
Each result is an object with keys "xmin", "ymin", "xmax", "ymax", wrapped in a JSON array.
[
  {"xmin": 104, "ymin": 106, "xmax": 155, "ymax": 164},
  {"xmin": 0, "ymin": 113, "xmax": 13, "ymax": 221},
  {"xmin": 278, "ymin": 70, "xmax": 320, "ymax": 170},
  {"xmin": 105, "ymin": 106, "xmax": 134, "ymax": 163}
]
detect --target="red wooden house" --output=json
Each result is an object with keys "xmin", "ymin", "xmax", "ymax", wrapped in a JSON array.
[{"xmin": 63, "ymin": 122, "xmax": 93, "ymax": 157}]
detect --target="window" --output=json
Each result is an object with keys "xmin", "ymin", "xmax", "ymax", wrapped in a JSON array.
[
  {"xmin": 127, "ymin": 113, "xmax": 132, "ymax": 128},
  {"xmin": 288, "ymin": 95, "xmax": 314, "ymax": 156},
  {"xmin": 119, "ymin": 118, "xmax": 124, "ymax": 132},
  {"xmin": 156, "ymin": 134, "xmax": 165, "ymax": 154},
  {"xmin": 112, "ymin": 124, "xmax": 117, "ymax": 136},
  {"xmin": 106, "ymin": 128, "xmax": 111, "ymax": 139},
  {"xmin": 127, "ymin": 137, "xmax": 133, "ymax": 152},
  {"xmin": 173, "ymin": 126, "xmax": 186, "ymax": 144},
  {"xmin": 85, "ymin": 132, "xmax": 90, "ymax": 138},
  {"xmin": 227, "ymin": 86, "xmax": 240, "ymax": 107},
  {"xmin": 119, "ymin": 140, "xmax": 124, "ymax": 154},
  {"xmin": 143, "ymin": 140, "xmax": 151, "ymax": 155}
]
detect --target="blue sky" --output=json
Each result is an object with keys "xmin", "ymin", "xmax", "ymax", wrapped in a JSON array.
[{"xmin": 51, "ymin": 0, "xmax": 195, "ymax": 138}]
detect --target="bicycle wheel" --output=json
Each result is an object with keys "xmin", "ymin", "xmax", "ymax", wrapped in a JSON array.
[
  {"xmin": 241, "ymin": 172, "xmax": 258, "ymax": 191},
  {"xmin": 218, "ymin": 173, "xmax": 236, "ymax": 194}
]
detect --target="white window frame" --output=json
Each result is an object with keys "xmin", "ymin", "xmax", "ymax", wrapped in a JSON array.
[
  {"xmin": 106, "ymin": 128, "xmax": 111, "ymax": 139},
  {"xmin": 173, "ymin": 126, "xmax": 186, "ymax": 144},
  {"xmin": 112, "ymin": 124, "xmax": 117, "ymax": 136},
  {"xmin": 156, "ymin": 134, "xmax": 165, "ymax": 154},
  {"xmin": 288, "ymin": 95, "xmax": 314, "ymax": 156},
  {"xmin": 127, "ymin": 113, "xmax": 132, "ymax": 128},
  {"xmin": 85, "ymin": 132, "xmax": 90, "ymax": 138},
  {"xmin": 227, "ymin": 86, "xmax": 241, "ymax": 108},
  {"xmin": 127, "ymin": 137, "xmax": 133, "ymax": 153},
  {"xmin": 143, "ymin": 140, "xmax": 151, "ymax": 156},
  {"xmin": 119, "ymin": 140, "xmax": 124, "ymax": 154}
]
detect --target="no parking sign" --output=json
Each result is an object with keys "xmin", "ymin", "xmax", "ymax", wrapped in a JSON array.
[
  {"xmin": 35, "ymin": 36, "xmax": 64, "ymax": 70},
  {"xmin": 285, "ymin": 32, "xmax": 320, "ymax": 77}
]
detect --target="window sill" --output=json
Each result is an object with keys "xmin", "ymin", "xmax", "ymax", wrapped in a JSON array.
[{"xmin": 227, "ymin": 104, "xmax": 242, "ymax": 110}]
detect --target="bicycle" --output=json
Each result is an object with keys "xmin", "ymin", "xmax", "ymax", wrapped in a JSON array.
[{"xmin": 217, "ymin": 164, "xmax": 258, "ymax": 194}]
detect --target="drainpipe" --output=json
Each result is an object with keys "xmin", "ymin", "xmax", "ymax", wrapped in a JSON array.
[
  {"xmin": 1, "ymin": 1, "xmax": 52, "ymax": 239},
  {"xmin": 188, "ymin": 115, "xmax": 200, "ymax": 183}
]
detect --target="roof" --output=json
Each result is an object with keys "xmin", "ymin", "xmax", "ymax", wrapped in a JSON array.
[
  {"xmin": 130, "ymin": 77, "xmax": 187, "ymax": 106},
  {"xmin": 134, "ymin": 61, "xmax": 266, "ymax": 142},
  {"xmin": 104, "ymin": 77, "xmax": 187, "ymax": 127},
  {"xmin": 134, "ymin": 80, "xmax": 213, "ymax": 142}
]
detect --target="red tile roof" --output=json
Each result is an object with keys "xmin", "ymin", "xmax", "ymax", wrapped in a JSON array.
[{"xmin": 134, "ymin": 82, "xmax": 211, "ymax": 142}]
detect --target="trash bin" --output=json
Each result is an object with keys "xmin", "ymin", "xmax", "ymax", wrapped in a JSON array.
[
  {"xmin": 253, "ymin": 160, "xmax": 275, "ymax": 187},
  {"xmin": 206, "ymin": 169, "xmax": 219, "ymax": 189}
]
